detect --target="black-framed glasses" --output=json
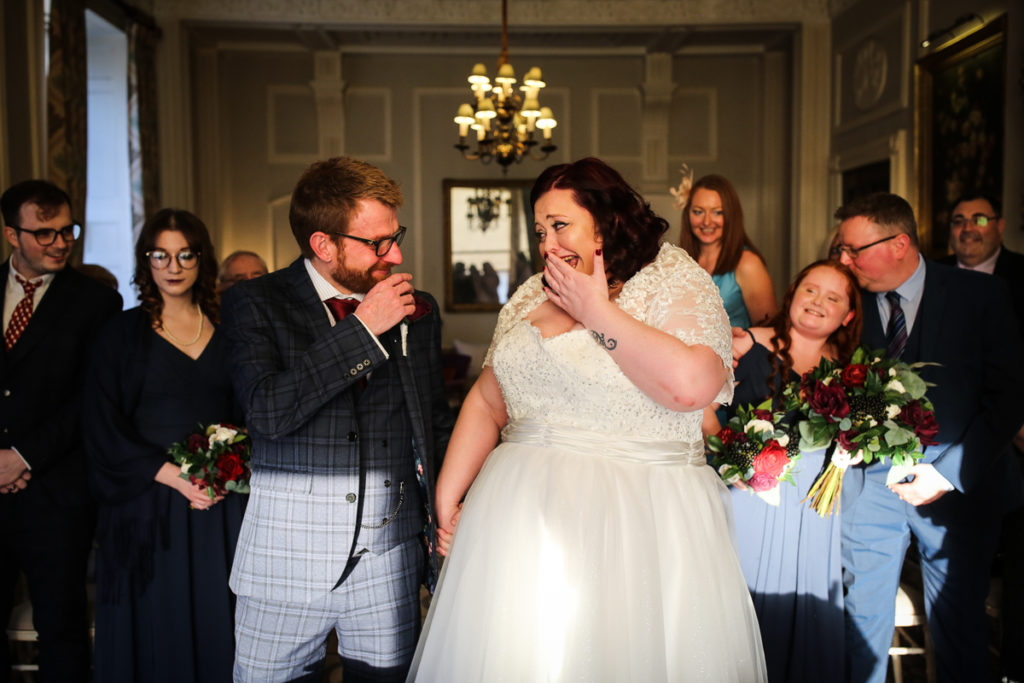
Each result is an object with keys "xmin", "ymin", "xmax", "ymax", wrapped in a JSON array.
[
  {"xmin": 950, "ymin": 213, "xmax": 999, "ymax": 229},
  {"xmin": 9, "ymin": 223, "xmax": 81, "ymax": 246},
  {"xmin": 830, "ymin": 234, "xmax": 899, "ymax": 260},
  {"xmin": 146, "ymin": 249, "xmax": 200, "ymax": 270},
  {"xmin": 332, "ymin": 226, "xmax": 407, "ymax": 257}
]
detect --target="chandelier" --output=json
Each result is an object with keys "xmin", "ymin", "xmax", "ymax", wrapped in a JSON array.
[
  {"xmin": 466, "ymin": 188, "xmax": 510, "ymax": 232},
  {"xmin": 453, "ymin": 0, "xmax": 557, "ymax": 172}
]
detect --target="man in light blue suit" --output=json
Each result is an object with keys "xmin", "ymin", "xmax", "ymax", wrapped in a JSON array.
[
  {"xmin": 221, "ymin": 157, "xmax": 454, "ymax": 682},
  {"xmin": 834, "ymin": 192, "xmax": 1024, "ymax": 682}
]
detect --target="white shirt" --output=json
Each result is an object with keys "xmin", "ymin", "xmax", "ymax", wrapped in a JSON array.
[
  {"xmin": 3, "ymin": 266, "xmax": 55, "ymax": 334},
  {"xmin": 955, "ymin": 246, "xmax": 1000, "ymax": 275}
]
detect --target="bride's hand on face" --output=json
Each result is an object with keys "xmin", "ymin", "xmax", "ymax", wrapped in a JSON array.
[{"xmin": 543, "ymin": 248, "xmax": 610, "ymax": 322}]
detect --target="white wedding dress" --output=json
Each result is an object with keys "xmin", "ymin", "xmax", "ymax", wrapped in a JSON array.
[{"xmin": 409, "ymin": 244, "xmax": 766, "ymax": 682}]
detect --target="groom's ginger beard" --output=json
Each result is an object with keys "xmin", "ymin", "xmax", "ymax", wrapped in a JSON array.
[{"xmin": 330, "ymin": 239, "xmax": 394, "ymax": 294}]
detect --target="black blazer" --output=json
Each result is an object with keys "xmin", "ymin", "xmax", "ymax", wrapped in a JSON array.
[
  {"xmin": 0, "ymin": 262, "xmax": 122, "ymax": 506},
  {"xmin": 853, "ymin": 260, "xmax": 1024, "ymax": 509},
  {"xmin": 939, "ymin": 247, "xmax": 1024, "ymax": 336}
]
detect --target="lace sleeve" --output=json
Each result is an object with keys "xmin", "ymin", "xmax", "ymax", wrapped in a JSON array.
[
  {"xmin": 483, "ymin": 273, "xmax": 547, "ymax": 368},
  {"xmin": 620, "ymin": 244, "xmax": 735, "ymax": 406}
]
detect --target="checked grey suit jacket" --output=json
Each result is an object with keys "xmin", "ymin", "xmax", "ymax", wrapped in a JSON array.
[{"xmin": 221, "ymin": 258, "xmax": 454, "ymax": 604}]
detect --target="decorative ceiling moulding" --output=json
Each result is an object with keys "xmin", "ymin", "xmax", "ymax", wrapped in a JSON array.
[
  {"xmin": 183, "ymin": 22, "xmax": 800, "ymax": 57},
  {"xmin": 160, "ymin": 0, "xmax": 829, "ymax": 25}
]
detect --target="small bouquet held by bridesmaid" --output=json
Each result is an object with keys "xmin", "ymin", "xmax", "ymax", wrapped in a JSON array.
[
  {"xmin": 784, "ymin": 347, "xmax": 939, "ymax": 517},
  {"xmin": 168, "ymin": 423, "xmax": 252, "ymax": 502},
  {"xmin": 707, "ymin": 400, "xmax": 801, "ymax": 506}
]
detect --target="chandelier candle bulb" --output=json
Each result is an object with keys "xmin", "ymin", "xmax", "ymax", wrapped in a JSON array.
[{"xmin": 451, "ymin": 0, "xmax": 558, "ymax": 171}]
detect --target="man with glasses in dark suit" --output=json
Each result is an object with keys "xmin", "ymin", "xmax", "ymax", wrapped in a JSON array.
[
  {"xmin": 0, "ymin": 180, "xmax": 122, "ymax": 682},
  {"xmin": 939, "ymin": 193, "xmax": 1024, "ymax": 683},
  {"xmin": 834, "ymin": 192, "xmax": 1024, "ymax": 683},
  {"xmin": 222, "ymin": 157, "xmax": 453, "ymax": 682}
]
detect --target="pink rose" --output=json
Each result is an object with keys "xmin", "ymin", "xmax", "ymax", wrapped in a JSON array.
[{"xmin": 748, "ymin": 473, "xmax": 777, "ymax": 492}]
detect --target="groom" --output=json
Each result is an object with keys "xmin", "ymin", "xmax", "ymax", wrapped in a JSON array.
[{"xmin": 221, "ymin": 157, "xmax": 454, "ymax": 682}]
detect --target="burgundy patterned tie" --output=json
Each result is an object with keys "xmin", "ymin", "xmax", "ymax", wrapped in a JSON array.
[
  {"xmin": 4, "ymin": 275, "xmax": 41, "ymax": 351},
  {"xmin": 325, "ymin": 297, "xmax": 360, "ymax": 323}
]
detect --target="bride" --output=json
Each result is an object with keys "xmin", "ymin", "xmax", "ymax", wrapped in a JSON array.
[{"xmin": 409, "ymin": 158, "xmax": 766, "ymax": 681}]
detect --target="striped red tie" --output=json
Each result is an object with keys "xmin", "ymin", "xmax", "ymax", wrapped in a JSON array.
[{"xmin": 4, "ymin": 275, "xmax": 40, "ymax": 351}]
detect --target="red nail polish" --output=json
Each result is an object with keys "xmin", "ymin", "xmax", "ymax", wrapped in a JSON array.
[{"xmin": 595, "ymin": 249, "xmax": 602, "ymax": 256}]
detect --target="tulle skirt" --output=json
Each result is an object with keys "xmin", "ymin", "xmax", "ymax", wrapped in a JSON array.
[{"xmin": 409, "ymin": 421, "xmax": 766, "ymax": 682}]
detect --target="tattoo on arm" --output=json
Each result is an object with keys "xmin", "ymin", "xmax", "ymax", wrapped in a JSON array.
[{"xmin": 591, "ymin": 330, "xmax": 617, "ymax": 350}]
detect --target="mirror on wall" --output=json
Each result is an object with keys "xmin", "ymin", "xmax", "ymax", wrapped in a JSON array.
[{"xmin": 443, "ymin": 179, "xmax": 540, "ymax": 312}]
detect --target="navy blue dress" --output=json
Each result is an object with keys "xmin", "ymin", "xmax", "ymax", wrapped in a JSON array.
[
  {"xmin": 726, "ymin": 342, "xmax": 844, "ymax": 683},
  {"xmin": 84, "ymin": 309, "xmax": 245, "ymax": 683}
]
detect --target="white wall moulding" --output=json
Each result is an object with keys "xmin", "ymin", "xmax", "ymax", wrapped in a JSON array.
[
  {"xmin": 591, "ymin": 89, "xmax": 642, "ymax": 162},
  {"xmin": 668, "ymin": 88, "xmax": 718, "ymax": 162},
  {"xmin": 829, "ymin": 129, "xmax": 910, "ymax": 230},
  {"xmin": 344, "ymin": 88, "xmax": 392, "ymax": 162},
  {"xmin": 832, "ymin": 1, "xmax": 910, "ymax": 134},
  {"xmin": 267, "ymin": 194, "xmax": 296, "ymax": 271},
  {"xmin": 266, "ymin": 85, "xmax": 319, "ymax": 164}
]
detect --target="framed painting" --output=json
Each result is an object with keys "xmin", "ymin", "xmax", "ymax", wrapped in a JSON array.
[{"xmin": 915, "ymin": 15, "xmax": 1005, "ymax": 256}]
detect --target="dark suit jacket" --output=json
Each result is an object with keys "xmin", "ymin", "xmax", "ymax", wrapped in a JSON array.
[
  {"xmin": 939, "ymin": 247, "xmax": 1024, "ymax": 336},
  {"xmin": 0, "ymin": 262, "xmax": 123, "ymax": 506},
  {"xmin": 221, "ymin": 258, "xmax": 454, "ymax": 601},
  {"xmin": 854, "ymin": 260, "xmax": 1024, "ymax": 509}
]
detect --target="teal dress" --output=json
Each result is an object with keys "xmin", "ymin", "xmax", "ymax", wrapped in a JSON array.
[{"xmin": 712, "ymin": 269, "xmax": 752, "ymax": 328}]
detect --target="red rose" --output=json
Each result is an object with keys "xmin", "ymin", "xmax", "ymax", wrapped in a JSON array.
[
  {"xmin": 807, "ymin": 381, "xmax": 851, "ymax": 420},
  {"xmin": 841, "ymin": 364, "xmax": 868, "ymax": 387},
  {"xmin": 408, "ymin": 295, "xmax": 433, "ymax": 322},
  {"xmin": 216, "ymin": 453, "xmax": 246, "ymax": 481},
  {"xmin": 187, "ymin": 433, "xmax": 207, "ymax": 453},
  {"xmin": 838, "ymin": 429, "xmax": 859, "ymax": 452},
  {"xmin": 753, "ymin": 409, "xmax": 773, "ymax": 421},
  {"xmin": 900, "ymin": 400, "xmax": 940, "ymax": 446},
  {"xmin": 717, "ymin": 427, "xmax": 739, "ymax": 447},
  {"xmin": 748, "ymin": 473, "xmax": 777, "ymax": 492},
  {"xmin": 753, "ymin": 440, "xmax": 789, "ymax": 479}
]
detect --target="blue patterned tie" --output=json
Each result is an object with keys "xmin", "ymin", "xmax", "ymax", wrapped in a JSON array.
[{"xmin": 885, "ymin": 291, "xmax": 907, "ymax": 359}]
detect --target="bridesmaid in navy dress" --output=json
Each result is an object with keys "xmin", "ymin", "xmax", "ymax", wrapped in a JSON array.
[
  {"xmin": 84, "ymin": 209, "xmax": 245, "ymax": 682},
  {"xmin": 704, "ymin": 260, "xmax": 863, "ymax": 682}
]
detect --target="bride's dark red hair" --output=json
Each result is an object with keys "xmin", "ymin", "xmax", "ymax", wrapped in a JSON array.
[{"xmin": 530, "ymin": 157, "xmax": 667, "ymax": 285}]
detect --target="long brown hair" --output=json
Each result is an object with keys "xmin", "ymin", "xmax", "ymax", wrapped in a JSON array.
[
  {"xmin": 765, "ymin": 260, "xmax": 863, "ymax": 394},
  {"xmin": 133, "ymin": 208, "xmax": 219, "ymax": 326},
  {"xmin": 678, "ymin": 174, "xmax": 764, "ymax": 274}
]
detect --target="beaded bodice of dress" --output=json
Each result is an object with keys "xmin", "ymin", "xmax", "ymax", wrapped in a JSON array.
[{"xmin": 486, "ymin": 243, "xmax": 734, "ymax": 442}]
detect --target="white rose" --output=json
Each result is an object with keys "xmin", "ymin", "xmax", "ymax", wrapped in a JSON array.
[
  {"xmin": 777, "ymin": 434, "xmax": 790, "ymax": 448},
  {"xmin": 208, "ymin": 426, "xmax": 238, "ymax": 447},
  {"xmin": 886, "ymin": 404, "xmax": 901, "ymax": 419},
  {"xmin": 889, "ymin": 368, "xmax": 897, "ymax": 377},
  {"xmin": 746, "ymin": 419, "xmax": 776, "ymax": 437},
  {"xmin": 181, "ymin": 461, "xmax": 191, "ymax": 474},
  {"xmin": 885, "ymin": 379, "xmax": 906, "ymax": 393},
  {"xmin": 718, "ymin": 465, "xmax": 741, "ymax": 485}
]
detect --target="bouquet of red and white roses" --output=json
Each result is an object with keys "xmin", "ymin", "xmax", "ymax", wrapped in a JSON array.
[
  {"xmin": 784, "ymin": 347, "xmax": 939, "ymax": 517},
  {"xmin": 168, "ymin": 423, "xmax": 252, "ymax": 503},
  {"xmin": 707, "ymin": 400, "xmax": 801, "ymax": 506}
]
